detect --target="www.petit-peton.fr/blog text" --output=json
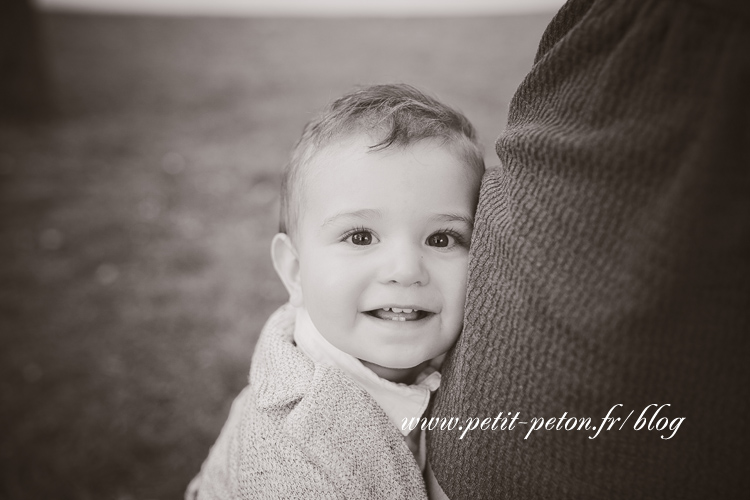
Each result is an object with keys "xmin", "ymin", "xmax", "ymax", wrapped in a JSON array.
[{"xmin": 403, "ymin": 404, "xmax": 685, "ymax": 441}]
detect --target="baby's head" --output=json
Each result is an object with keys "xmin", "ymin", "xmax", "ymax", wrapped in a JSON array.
[{"xmin": 272, "ymin": 84, "xmax": 484, "ymax": 382}]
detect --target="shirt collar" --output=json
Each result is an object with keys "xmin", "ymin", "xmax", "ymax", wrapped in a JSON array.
[{"xmin": 293, "ymin": 307, "xmax": 441, "ymax": 436}]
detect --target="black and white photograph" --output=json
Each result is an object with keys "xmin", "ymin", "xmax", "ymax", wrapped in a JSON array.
[{"xmin": 1, "ymin": 0, "xmax": 748, "ymax": 499}]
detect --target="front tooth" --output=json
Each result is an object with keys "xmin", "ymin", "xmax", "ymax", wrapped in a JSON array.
[
  {"xmin": 382, "ymin": 307, "xmax": 391, "ymax": 312},
  {"xmin": 391, "ymin": 316, "xmax": 399, "ymax": 321},
  {"xmin": 402, "ymin": 308, "xmax": 413, "ymax": 314},
  {"xmin": 392, "ymin": 307, "xmax": 403, "ymax": 313}
]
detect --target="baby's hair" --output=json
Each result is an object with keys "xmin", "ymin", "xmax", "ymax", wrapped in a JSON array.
[{"xmin": 279, "ymin": 83, "xmax": 484, "ymax": 239}]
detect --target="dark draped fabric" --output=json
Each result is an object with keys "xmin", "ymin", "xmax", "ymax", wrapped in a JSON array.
[{"xmin": 429, "ymin": 0, "xmax": 750, "ymax": 498}]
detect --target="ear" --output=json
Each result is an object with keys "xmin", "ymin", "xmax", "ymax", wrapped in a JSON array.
[{"xmin": 271, "ymin": 233, "xmax": 304, "ymax": 307}]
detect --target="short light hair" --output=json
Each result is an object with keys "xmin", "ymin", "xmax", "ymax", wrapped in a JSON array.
[{"xmin": 279, "ymin": 83, "xmax": 485, "ymax": 239}]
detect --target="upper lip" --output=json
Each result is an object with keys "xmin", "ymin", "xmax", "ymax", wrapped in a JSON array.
[{"xmin": 364, "ymin": 305, "xmax": 437, "ymax": 314}]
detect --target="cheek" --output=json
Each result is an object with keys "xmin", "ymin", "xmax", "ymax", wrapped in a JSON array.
[
  {"xmin": 300, "ymin": 254, "xmax": 364, "ymax": 315},
  {"xmin": 441, "ymin": 257, "xmax": 470, "ymax": 304},
  {"xmin": 437, "ymin": 259, "xmax": 469, "ymax": 336}
]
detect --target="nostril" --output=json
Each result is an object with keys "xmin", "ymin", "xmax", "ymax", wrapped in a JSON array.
[{"xmin": 388, "ymin": 279, "xmax": 423, "ymax": 286}]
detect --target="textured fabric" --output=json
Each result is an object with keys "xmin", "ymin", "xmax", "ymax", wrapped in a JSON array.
[
  {"xmin": 293, "ymin": 306, "xmax": 441, "ymax": 437},
  {"xmin": 195, "ymin": 304, "xmax": 428, "ymax": 500},
  {"xmin": 429, "ymin": 0, "xmax": 750, "ymax": 498}
]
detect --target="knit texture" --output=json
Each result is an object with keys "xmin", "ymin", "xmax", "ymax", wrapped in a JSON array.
[
  {"xmin": 429, "ymin": 0, "xmax": 750, "ymax": 498},
  {"xmin": 196, "ymin": 304, "xmax": 427, "ymax": 500}
]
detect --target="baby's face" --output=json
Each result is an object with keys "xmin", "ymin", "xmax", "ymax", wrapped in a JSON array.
[{"xmin": 294, "ymin": 134, "xmax": 481, "ymax": 371}]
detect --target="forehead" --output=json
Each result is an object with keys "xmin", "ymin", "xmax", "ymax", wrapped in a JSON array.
[{"xmin": 297, "ymin": 134, "xmax": 480, "ymax": 231}]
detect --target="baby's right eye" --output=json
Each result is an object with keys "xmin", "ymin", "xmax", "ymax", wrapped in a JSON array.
[{"xmin": 348, "ymin": 231, "xmax": 374, "ymax": 245}]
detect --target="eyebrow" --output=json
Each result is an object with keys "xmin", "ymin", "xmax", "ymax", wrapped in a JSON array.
[
  {"xmin": 321, "ymin": 210, "xmax": 474, "ymax": 228},
  {"xmin": 321, "ymin": 209, "xmax": 382, "ymax": 228},
  {"xmin": 430, "ymin": 213, "xmax": 474, "ymax": 228}
]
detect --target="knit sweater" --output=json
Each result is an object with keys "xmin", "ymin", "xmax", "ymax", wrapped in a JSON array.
[
  {"xmin": 429, "ymin": 0, "xmax": 750, "ymax": 498},
  {"xmin": 195, "ymin": 304, "xmax": 427, "ymax": 500}
]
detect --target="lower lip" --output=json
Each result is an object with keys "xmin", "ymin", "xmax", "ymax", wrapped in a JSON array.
[{"xmin": 361, "ymin": 311, "xmax": 435, "ymax": 330}]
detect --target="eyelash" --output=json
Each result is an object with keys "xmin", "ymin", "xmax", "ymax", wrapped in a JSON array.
[
  {"xmin": 341, "ymin": 226, "xmax": 373, "ymax": 243},
  {"xmin": 432, "ymin": 228, "xmax": 469, "ymax": 248}
]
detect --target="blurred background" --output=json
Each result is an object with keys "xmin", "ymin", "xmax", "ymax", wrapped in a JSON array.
[{"xmin": 0, "ymin": 0, "xmax": 560, "ymax": 498}]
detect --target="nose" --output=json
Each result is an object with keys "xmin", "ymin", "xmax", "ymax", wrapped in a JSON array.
[{"xmin": 378, "ymin": 242, "xmax": 429, "ymax": 287}]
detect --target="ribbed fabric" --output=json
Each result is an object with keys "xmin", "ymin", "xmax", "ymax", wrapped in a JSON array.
[
  {"xmin": 195, "ymin": 304, "xmax": 427, "ymax": 500},
  {"xmin": 428, "ymin": 0, "xmax": 750, "ymax": 498}
]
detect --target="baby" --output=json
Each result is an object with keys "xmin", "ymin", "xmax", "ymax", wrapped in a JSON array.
[{"xmin": 189, "ymin": 84, "xmax": 484, "ymax": 499}]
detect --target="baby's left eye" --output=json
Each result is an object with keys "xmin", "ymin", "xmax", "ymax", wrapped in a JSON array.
[{"xmin": 426, "ymin": 232, "xmax": 454, "ymax": 248}]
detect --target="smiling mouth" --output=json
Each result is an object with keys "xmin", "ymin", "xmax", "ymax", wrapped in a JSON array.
[{"xmin": 364, "ymin": 307, "xmax": 432, "ymax": 322}]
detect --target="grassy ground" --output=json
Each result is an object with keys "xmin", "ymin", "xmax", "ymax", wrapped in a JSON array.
[{"xmin": 0, "ymin": 12, "xmax": 552, "ymax": 499}]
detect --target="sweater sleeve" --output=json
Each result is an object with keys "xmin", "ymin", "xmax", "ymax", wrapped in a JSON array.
[
  {"xmin": 428, "ymin": 0, "xmax": 750, "ymax": 498},
  {"xmin": 194, "ymin": 386, "xmax": 252, "ymax": 500}
]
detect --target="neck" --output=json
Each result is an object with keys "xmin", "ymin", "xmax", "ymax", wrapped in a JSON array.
[{"xmin": 360, "ymin": 359, "xmax": 430, "ymax": 384}]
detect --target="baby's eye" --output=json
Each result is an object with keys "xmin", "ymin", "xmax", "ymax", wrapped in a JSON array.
[
  {"xmin": 348, "ymin": 231, "xmax": 375, "ymax": 246},
  {"xmin": 427, "ymin": 232, "xmax": 454, "ymax": 248}
]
